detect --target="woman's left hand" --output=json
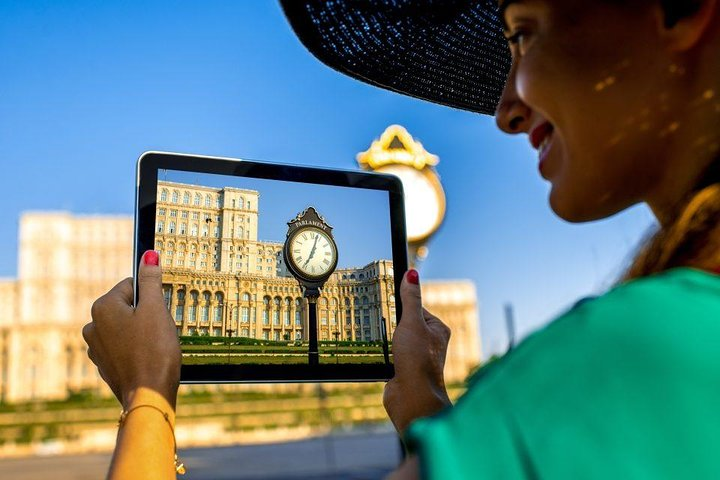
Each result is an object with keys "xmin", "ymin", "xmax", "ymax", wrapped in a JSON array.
[{"xmin": 82, "ymin": 251, "xmax": 181, "ymax": 409}]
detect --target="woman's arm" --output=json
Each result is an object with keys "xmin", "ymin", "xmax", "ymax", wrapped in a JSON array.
[
  {"xmin": 383, "ymin": 270, "xmax": 452, "ymax": 435},
  {"xmin": 83, "ymin": 251, "xmax": 182, "ymax": 479}
]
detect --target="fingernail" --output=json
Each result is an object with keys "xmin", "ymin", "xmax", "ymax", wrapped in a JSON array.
[
  {"xmin": 144, "ymin": 250, "xmax": 159, "ymax": 266},
  {"xmin": 407, "ymin": 269, "xmax": 419, "ymax": 285}
]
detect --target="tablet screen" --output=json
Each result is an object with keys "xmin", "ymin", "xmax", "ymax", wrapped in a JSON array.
[{"xmin": 152, "ymin": 168, "xmax": 397, "ymax": 374}]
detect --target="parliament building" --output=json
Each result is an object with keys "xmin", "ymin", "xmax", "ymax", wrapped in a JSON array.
[{"xmin": 155, "ymin": 181, "xmax": 397, "ymax": 343}]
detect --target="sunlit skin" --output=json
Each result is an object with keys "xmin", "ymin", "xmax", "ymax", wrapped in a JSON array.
[{"xmin": 496, "ymin": 0, "xmax": 720, "ymax": 226}]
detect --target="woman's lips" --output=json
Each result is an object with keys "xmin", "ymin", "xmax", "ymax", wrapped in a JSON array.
[
  {"xmin": 529, "ymin": 122, "xmax": 554, "ymax": 149},
  {"xmin": 529, "ymin": 122, "xmax": 555, "ymax": 177}
]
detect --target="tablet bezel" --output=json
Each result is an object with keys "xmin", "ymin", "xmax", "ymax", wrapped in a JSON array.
[{"xmin": 134, "ymin": 151, "xmax": 407, "ymax": 383}]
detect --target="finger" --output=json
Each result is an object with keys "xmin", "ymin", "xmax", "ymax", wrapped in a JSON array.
[
  {"xmin": 137, "ymin": 250, "xmax": 164, "ymax": 307},
  {"xmin": 399, "ymin": 269, "xmax": 423, "ymax": 327}
]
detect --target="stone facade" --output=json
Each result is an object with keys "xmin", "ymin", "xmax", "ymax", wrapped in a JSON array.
[
  {"xmin": 0, "ymin": 211, "xmax": 481, "ymax": 403},
  {"xmin": 156, "ymin": 181, "xmax": 396, "ymax": 342}
]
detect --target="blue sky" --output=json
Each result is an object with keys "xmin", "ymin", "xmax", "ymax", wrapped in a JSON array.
[
  {"xmin": 161, "ymin": 169, "xmax": 393, "ymax": 268},
  {"xmin": 0, "ymin": 1, "xmax": 656, "ymax": 357}
]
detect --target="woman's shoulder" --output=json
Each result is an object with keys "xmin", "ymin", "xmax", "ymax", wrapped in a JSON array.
[{"xmin": 465, "ymin": 268, "xmax": 720, "ymax": 395}]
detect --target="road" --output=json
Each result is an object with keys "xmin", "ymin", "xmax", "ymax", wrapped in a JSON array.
[{"xmin": 0, "ymin": 429, "xmax": 402, "ymax": 480}]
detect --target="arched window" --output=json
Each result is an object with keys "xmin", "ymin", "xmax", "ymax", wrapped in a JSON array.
[
  {"xmin": 330, "ymin": 298, "xmax": 337, "ymax": 307},
  {"xmin": 188, "ymin": 291, "xmax": 199, "ymax": 322},
  {"xmin": 205, "ymin": 195, "xmax": 211, "ymax": 207},
  {"xmin": 319, "ymin": 298, "xmax": 327, "ymax": 306},
  {"xmin": 353, "ymin": 297, "xmax": 360, "ymax": 307},
  {"xmin": 183, "ymin": 192, "xmax": 190, "ymax": 204},
  {"xmin": 160, "ymin": 189, "xmax": 168, "ymax": 202},
  {"xmin": 201, "ymin": 292, "xmax": 211, "ymax": 323},
  {"xmin": 162, "ymin": 287, "xmax": 172, "ymax": 309},
  {"xmin": 194, "ymin": 194, "xmax": 201, "ymax": 206},
  {"xmin": 242, "ymin": 292, "xmax": 250, "ymax": 302},
  {"xmin": 237, "ymin": 226, "xmax": 244, "ymax": 238},
  {"xmin": 239, "ymin": 197, "xmax": 245, "ymax": 209},
  {"xmin": 214, "ymin": 292, "xmax": 223, "ymax": 322},
  {"xmin": 171, "ymin": 191, "xmax": 179, "ymax": 203},
  {"xmin": 274, "ymin": 297, "xmax": 281, "ymax": 307},
  {"xmin": 175, "ymin": 290, "xmax": 185, "ymax": 321},
  {"xmin": 362, "ymin": 296, "xmax": 369, "ymax": 305}
]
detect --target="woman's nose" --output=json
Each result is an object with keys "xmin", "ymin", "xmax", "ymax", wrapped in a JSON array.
[{"xmin": 495, "ymin": 64, "xmax": 533, "ymax": 134}]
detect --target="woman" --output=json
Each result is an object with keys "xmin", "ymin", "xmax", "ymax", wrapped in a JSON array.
[{"xmin": 83, "ymin": 0, "xmax": 720, "ymax": 478}]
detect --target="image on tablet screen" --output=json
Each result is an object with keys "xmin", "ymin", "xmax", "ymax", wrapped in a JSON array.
[{"xmin": 154, "ymin": 169, "xmax": 396, "ymax": 367}]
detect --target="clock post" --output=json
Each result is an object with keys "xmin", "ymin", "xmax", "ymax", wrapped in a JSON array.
[{"xmin": 282, "ymin": 207, "xmax": 339, "ymax": 366}]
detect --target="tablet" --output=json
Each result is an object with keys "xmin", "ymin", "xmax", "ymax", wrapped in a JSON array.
[{"xmin": 134, "ymin": 151, "xmax": 407, "ymax": 383}]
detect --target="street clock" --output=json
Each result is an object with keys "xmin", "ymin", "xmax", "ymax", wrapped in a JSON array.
[
  {"xmin": 283, "ymin": 206, "xmax": 338, "ymax": 365},
  {"xmin": 357, "ymin": 124, "xmax": 446, "ymax": 265},
  {"xmin": 283, "ymin": 207, "xmax": 338, "ymax": 288}
]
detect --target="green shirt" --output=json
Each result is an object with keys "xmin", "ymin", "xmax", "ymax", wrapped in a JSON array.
[{"xmin": 405, "ymin": 268, "xmax": 720, "ymax": 479}]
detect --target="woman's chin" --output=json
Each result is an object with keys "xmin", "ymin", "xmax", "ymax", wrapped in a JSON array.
[{"xmin": 548, "ymin": 188, "xmax": 617, "ymax": 224}]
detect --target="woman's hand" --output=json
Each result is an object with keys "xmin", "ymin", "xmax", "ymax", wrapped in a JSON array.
[
  {"xmin": 82, "ymin": 251, "xmax": 181, "ymax": 409},
  {"xmin": 383, "ymin": 269, "xmax": 452, "ymax": 435}
]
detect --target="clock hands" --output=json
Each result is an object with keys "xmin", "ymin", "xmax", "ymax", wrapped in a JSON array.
[{"xmin": 303, "ymin": 233, "xmax": 320, "ymax": 268}]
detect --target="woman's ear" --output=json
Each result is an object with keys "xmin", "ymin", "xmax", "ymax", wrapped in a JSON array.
[{"xmin": 658, "ymin": 0, "xmax": 718, "ymax": 52}]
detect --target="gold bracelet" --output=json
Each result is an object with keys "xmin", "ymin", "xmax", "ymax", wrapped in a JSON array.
[{"xmin": 118, "ymin": 404, "xmax": 186, "ymax": 475}]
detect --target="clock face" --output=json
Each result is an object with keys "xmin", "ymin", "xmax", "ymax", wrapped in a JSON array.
[
  {"xmin": 376, "ymin": 164, "xmax": 445, "ymax": 242},
  {"xmin": 288, "ymin": 227, "xmax": 337, "ymax": 279}
]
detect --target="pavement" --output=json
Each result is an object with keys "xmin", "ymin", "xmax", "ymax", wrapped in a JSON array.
[{"xmin": 0, "ymin": 429, "xmax": 402, "ymax": 480}]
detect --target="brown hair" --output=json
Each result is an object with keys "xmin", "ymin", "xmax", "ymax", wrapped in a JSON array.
[
  {"xmin": 623, "ymin": 159, "xmax": 720, "ymax": 280},
  {"xmin": 620, "ymin": 0, "xmax": 719, "ymax": 281}
]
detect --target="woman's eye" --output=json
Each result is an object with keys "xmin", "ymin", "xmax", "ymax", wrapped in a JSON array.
[{"xmin": 505, "ymin": 30, "xmax": 529, "ymax": 55}]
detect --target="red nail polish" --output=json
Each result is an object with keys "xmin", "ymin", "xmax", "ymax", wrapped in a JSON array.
[
  {"xmin": 144, "ymin": 250, "xmax": 159, "ymax": 266},
  {"xmin": 407, "ymin": 269, "xmax": 419, "ymax": 285}
]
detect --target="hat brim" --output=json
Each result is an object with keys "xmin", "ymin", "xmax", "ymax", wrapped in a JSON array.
[{"xmin": 280, "ymin": 0, "xmax": 511, "ymax": 116}]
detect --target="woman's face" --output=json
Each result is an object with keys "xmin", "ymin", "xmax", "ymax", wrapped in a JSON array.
[{"xmin": 496, "ymin": 0, "xmax": 690, "ymax": 222}]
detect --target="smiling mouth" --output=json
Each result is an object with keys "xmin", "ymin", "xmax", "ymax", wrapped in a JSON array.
[{"xmin": 529, "ymin": 122, "xmax": 555, "ymax": 152}]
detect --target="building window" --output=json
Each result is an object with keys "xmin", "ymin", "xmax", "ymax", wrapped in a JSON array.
[
  {"xmin": 262, "ymin": 310, "xmax": 269, "ymax": 326},
  {"xmin": 158, "ymin": 208, "xmax": 166, "ymax": 216},
  {"xmin": 241, "ymin": 327, "xmax": 249, "ymax": 337},
  {"xmin": 180, "ymin": 223, "xmax": 187, "ymax": 235},
  {"xmin": 202, "ymin": 226, "xmax": 208, "ymax": 237},
  {"xmin": 321, "ymin": 313, "xmax": 327, "ymax": 325},
  {"xmin": 247, "ymin": 201, "xmax": 251, "ymax": 209},
  {"xmin": 172, "ymin": 191, "xmax": 179, "ymax": 203},
  {"xmin": 284, "ymin": 310, "xmax": 290, "ymax": 326},
  {"xmin": 216, "ymin": 198, "xmax": 222, "ymax": 208},
  {"xmin": 157, "ymin": 221, "xmax": 164, "ymax": 233},
  {"xmin": 188, "ymin": 291, "xmax": 199, "ymax": 322},
  {"xmin": 239, "ymin": 197, "xmax": 245, "ymax": 209},
  {"xmin": 194, "ymin": 194, "xmax": 201, "ymax": 206},
  {"xmin": 170, "ymin": 209, "xmax": 177, "ymax": 217},
  {"xmin": 160, "ymin": 189, "xmax": 168, "ymax": 202},
  {"xmin": 205, "ymin": 195, "xmax": 211, "ymax": 207},
  {"xmin": 214, "ymin": 292, "xmax": 223, "ymax": 322},
  {"xmin": 191, "ymin": 224, "xmax": 198, "ymax": 236},
  {"xmin": 295, "ymin": 309, "xmax": 301, "ymax": 326},
  {"xmin": 237, "ymin": 226, "xmax": 243, "ymax": 238},
  {"xmin": 162, "ymin": 287, "xmax": 172, "ymax": 309},
  {"xmin": 241, "ymin": 307, "xmax": 249, "ymax": 323},
  {"xmin": 212, "ymin": 327, "xmax": 222, "ymax": 337},
  {"xmin": 192, "ymin": 212, "xmax": 199, "ymax": 220},
  {"xmin": 201, "ymin": 292, "xmax": 211, "ymax": 323},
  {"xmin": 242, "ymin": 292, "xmax": 250, "ymax": 302},
  {"xmin": 262, "ymin": 331, "xmax": 269, "ymax": 340},
  {"xmin": 183, "ymin": 192, "xmax": 190, "ymax": 204},
  {"xmin": 272, "ymin": 310, "xmax": 279, "ymax": 326},
  {"xmin": 214, "ymin": 226, "xmax": 220, "ymax": 237}
]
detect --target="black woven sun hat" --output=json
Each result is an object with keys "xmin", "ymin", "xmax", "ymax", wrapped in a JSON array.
[{"xmin": 280, "ymin": 0, "xmax": 511, "ymax": 116}]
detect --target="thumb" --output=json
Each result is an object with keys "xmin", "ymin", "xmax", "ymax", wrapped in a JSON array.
[
  {"xmin": 399, "ymin": 269, "xmax": 423, "ymax": 327},
  {"xmin": 137, "ymin": 250, "xmax": 164, "ymax": 307}
]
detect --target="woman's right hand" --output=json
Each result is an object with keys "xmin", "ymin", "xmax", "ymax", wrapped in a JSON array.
[
  {"xmin": 82, "ymin": 251, "xmax": 181, "ymax": 410},
  {"xmin": 383, "ymin": 269, "xmax": 452, "ymax": 435}
]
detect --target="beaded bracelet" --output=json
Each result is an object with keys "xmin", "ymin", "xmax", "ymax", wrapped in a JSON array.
[{"xmin": 118, "ymin": 404, "xmax": 186, "ymax": 475}]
